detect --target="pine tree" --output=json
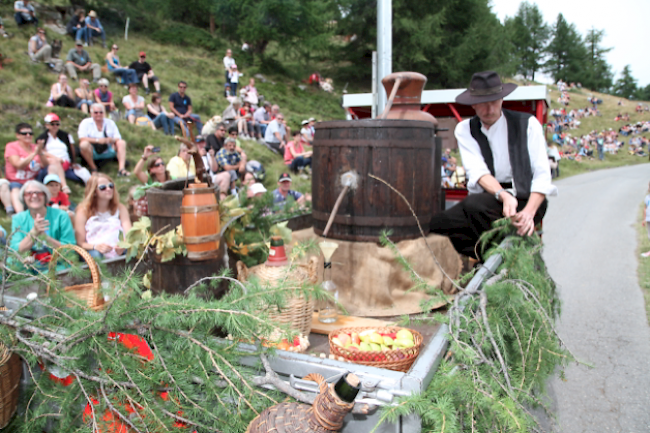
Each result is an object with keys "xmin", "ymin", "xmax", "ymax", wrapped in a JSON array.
[
  {"xmin": 505, "ymin": 2, "xmax": 550, "ymax": 81},
  {"xmin": 613, "ymin": 65, "xmax": 639, "ymax": 99},
  {"xmin": 581, "ymin": 28, "xmax": 613, "ymax": 92},
  {"xmin": 544, "ymin": 14, "xmax": 588, "ymax": 84}
]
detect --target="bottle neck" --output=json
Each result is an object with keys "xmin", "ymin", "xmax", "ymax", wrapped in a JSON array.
[{"xmin": 334, "ymin": 374, "xmax": 360, "ymax": 404}]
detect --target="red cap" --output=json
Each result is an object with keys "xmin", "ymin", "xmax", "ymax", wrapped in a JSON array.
[
  {"xmin": 139, "ymin": 51, "xmax": 146, "ymax": 57},
  {"xmin": 44, "ymin": 113, "xmax": 60, "ymax": 123}
]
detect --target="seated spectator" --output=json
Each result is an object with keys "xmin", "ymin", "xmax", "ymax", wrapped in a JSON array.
[
  {"xmin": 78, "ymin": 104, "xmax": 129, "ymax": 176},
  {"xmin": 222, "ymin": 98, "xmax": 250, "ymax": 138},
  {"xmin": 147, "ymin": 93, "xmax": 175, "ymax": 136},
  {"xmin": 241, "ymin": 101, "xmax": 255, "ymax": 139},
  {"xmin": 37, "ymin": 113, "xmax": 85, "ymax": 189},
  {"xmin": 65, "ymin": 40, "xmax": 101, "ymax": 82},
  {"xmin": 43, "ymin": 174, "xmax": 70, "ymax": 211},
  {"xmin": 206, "ymin": 122, "xmax": 226, "ymax": 153},
  {"xmin": 105, "ymin": 44, "xmax": 138, "ymax": 85},
  {"xmin": 0, "ymin": 173, "xmax": 14, "ymax": 216},
  {"xmin": 11, "ymin": 181, "xmax": 76, "ymax": 267},
  {"xmin": 195, "ymin": 136, "xmax": 229, "ymax": 197},
  {"xmin": 300, "ymin": 120, "xmax": 314, "ymax": 143},
  {"xmin": 264, "ymin": 112, "xmax": 287, "ymax": 154},
  {"xmin": 216, "ymin": 137, "xmax": 247, "ymax": 196},
  {"xmin": 248, "ymin": 182, "xmax": 267, "ymax": 199},
  {"xmin": 168, "ymin": 81, "xmax": 203, "ymax": 137},
  {"xmin": 122, "ymin": 83, "xmax": 150, "ymax": 126},
  {"xmin": 128, "ymin": 51, "xmax": 160, "ymax": 95},
  {"xmin": 28, "ymin": 28, "xmax": 62, "ymax": 72},
  {"xmin": 243, "ymin": 78, "xmax": 259, "ymax": 106},
  {"xmin": 5, "ymin": 123, "xmax": 49, "ymax": 213},
  {"xmin": 14, "ymin": 0, "xmax": 37, "ymax": 26},
  {"xmin": 284, "ymin": 131, "xmax": 312, "ymax": 173},
  {"xmin": 272, "ymin": 172, "xmax": 309, "ymax": 207},
  {"xmin": 241, "ymin": 171, "xmax": 256, "ymax": 199},
  {"xmin": 444, "ymin": 156, "xmax": 457, "ymax": 177},
  {"xmin": 75, "ymin": 78, "xmax": 94, "ymax": 113},
  {"xmin": 85, "ymin": 11, "xmax": 106, "ymax": 48},
  {"xmin": 75, "ymin": 174, "xmax": 131, "ymax": 259},
  {"xmin": 66, "ymin": 9, "xmax": 86, "ymax": 43},
  {"xmin": 166, "ymin": 143, "xmax": 196, "ymax": 180},
  {"xmin": 253, "ymin": 102, "xmax": 272, "ymax": 140},
  {"xmin": 48, "ymin": 74, "xmax": 76, "ymax": 108},
  {"xmin": 134, "ymin": 145, "xmax": 171, "ymax": 185},
  {"xmin": 93, "ymin": 78, "xmax": 117, "ymax": 113}
]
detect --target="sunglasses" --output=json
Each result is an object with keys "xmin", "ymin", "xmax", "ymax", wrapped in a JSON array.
[
  {"xmin": 24, "ymin": 191, "xmax": 44, "ymax": 198},
  {"xmin": 151, "ymin": 162, "xmax": 164, "ymax": 168},
  {"xmin": 18, "ymin": 131, "xmax": 33, "ymax": 136},
  {"xmin": 48, "ymin": 122, "xmax": 60, "ymax": 126},
  {"xmin": 97, "ymin": 183, "xmax": 114, "ymax": 191},
  {"xmin": 230, "ymin": 132, "xmax": 238, "ymax": 136},
  {"xmin": 92, "ymin": 111, "xmax": 104, "ymax": 114},
  {"xmin": 112, "ymin": 47, "xmax": 119, "ymax": 50}
]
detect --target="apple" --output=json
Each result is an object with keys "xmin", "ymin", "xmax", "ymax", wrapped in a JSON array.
[
  {"xmin": 332, "ymin": 337, "xmax": 344, "ymax": 347},
  {"xmin": 370, "ymin": 333, "xmax": 384, "ymax": 345},
  {"xmin": 395, "ymin": 338, "xmax": 415, "ymax": 348},
  {"xmin": 359, "ymin": 334, "xmax": 372, "ymax": 343},
  {"xmin": 359, "ymin": 342, "xmax": 372, "ymax": 352},
  {"xmin": 369, "ymin": 343, "xmax": 381, "ymax": 351},
  {"xmin": 347, "ymin": 345, "xmax": 359, "ymax": 351},
  {"xmin": 277, "ymin": 340, "xmax": 291, "ymax": 350},
  {"xmin": 384, "ymin": 332, "xmax": 397, "ymax": 340},
  {"xmin": 351, "ymin": 332, "xmax": 361, "ymax": 345},
  {"xmin": 338, "ymin": 333, "xmax": 351, "ymax": 347},
  {"xmin": 383, "ymin": 336, "xmax": 395, "ymax": 346},
  {"xmin": 396, "ymin": 329, "xmax": 414, "ymax": 342}
]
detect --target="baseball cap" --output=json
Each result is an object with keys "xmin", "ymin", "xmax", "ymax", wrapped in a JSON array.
[
  {"xmin": 139, "ymin": 51, "xmax": 146, "ymax": 57},
  {"xmin": 75, "ymin": 39, "xmax": 83, "ymax": 46},
  {"xmin": 195, "ymin": 135, "xmax": 206, "ymax": 142},
  {"xmin": 44, "ymin": 113, "xmax": 60, "ymax": 123},
  {"xmin": 43, "ymin": 174, "xmax": 62, "ymax": 185},
  {"xmin": 301, "ymin": 120, "xmax": 309, "ymax": 125},
  {"xmin": 249, "ymin": 183, "xmax": 267, "ymax": 195},
  {"xmin": 308, "ymin": 117, "xmax": 315, "ymax": 122},
  {"xmin": 278, "ymin": 173, "xmax": 292, "ymax": 182}
]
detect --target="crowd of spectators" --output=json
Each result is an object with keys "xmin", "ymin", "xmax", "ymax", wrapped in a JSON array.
[{"xmin": 3, "ymin": 6, "xmax": 316, "ymax": 266}]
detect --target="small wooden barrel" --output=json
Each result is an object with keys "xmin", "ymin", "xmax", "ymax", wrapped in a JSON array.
[{"xmin": 181, "ymin": 183, "xmax": 221, "ymax": 261}]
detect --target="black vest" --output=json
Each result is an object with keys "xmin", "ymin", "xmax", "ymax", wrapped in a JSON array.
[
  {"xmin": 37, "ymin": 129, "xmax": 76, "ymax": 165},
  {"xmin": 469, "ymin": 109, "xmax": 533, "ymax": 200}
]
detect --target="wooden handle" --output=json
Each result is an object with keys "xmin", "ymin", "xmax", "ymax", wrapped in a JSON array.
[
  {"xmin": 322, "ymin": 185, "xmax": 349, "ymax": 238},
  {"xmin": 174, "ymin": 136, "xmax": 212, "ymax": 187},
  {"xmin": 379, "ymin": 77, "xmax": 403, "ymax": 119}
]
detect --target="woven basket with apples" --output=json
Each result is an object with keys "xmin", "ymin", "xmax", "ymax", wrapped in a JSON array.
[{"xmin": 328, "ymin": 327, "xmax": 423, "ymax": 372}]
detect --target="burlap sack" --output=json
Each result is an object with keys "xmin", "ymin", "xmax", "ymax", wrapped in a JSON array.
[{"xmin": 291, "ymin": 228, "xmax": 461, "ymax": 317}]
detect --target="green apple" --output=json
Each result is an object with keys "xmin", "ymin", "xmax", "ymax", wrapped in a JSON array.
[
  {"xmin": 332, "ymin": 337, "xmax": 344, "ymax": 347},
  {"xmin": 369, "ymin": 343, "xmax": 381, "ymax": 351},
  {"xmin": 359, "ymin": 342, "xmax": 372, "ymax": 352},
  {"xmin": 359, "ymin": 334, "xmax": 372, "ymax": 343},
  {"xmin": 370, "ymin": 333, "xmax": 384, "ymax": 345},
  {"xmin": 396, "ymin": 329, "xmax": 414, "ymax": 342},
  {"xmin": 395, "ymin": 338, "xmax": 415, "ymax": 348},
  {"xmin": 383, "ymin": 336, "xmax": 395, "ymax": 346}
]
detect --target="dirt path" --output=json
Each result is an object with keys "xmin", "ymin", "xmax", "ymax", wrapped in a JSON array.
[{"xmin": 541, "ymin": 163, "xmax": 650, "ymax": 432}]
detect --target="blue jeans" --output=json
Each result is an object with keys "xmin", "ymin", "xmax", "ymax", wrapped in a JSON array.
[
  {"xmin": 112, "ymin": 68, "xmax": 138, "ymax": 85},
  {"xmin": 597, "ymin": 145, "xmax": 604, "ymax": 160},
  {"xmin": 77, "ymin": 98, "xmax": 93, "ymax": 110},
  {"xmin": 151, "ymin": 113, "xmax": 175, "ymax": 135},
  {"xmin": 69, "ymin": 27, "xmax": 86, "ymax": 42},
  {"xmin": 173, "ymin": 114, "xmax": 203, "ymax": 137},
  {"xmin": 259, "ymin": 123, "xmax": 268, "ymax": 137},
  {"xmin": 230, "ymin": 82, "xmax": 238, "ymax": 96},
  {"xmin": 289, "ymin": 156, "xmax": 311, "ymax": 172},
  {"xmin": 15, "ymin": 13, "xmax": 38, "ymax": 26},
  {"xmin": 88, "ymin": 28, "xmax": 105, "ymax": 44}
]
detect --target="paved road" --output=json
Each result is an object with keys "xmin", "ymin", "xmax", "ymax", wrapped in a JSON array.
[{"xmin": 542, "ymin": 163, "xmax": 650, "ymax": 433}]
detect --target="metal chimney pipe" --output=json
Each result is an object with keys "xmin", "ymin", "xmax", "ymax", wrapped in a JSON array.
[{"xmin": 376, "ymin": 0, "xmax": 392, "ymax": 116}]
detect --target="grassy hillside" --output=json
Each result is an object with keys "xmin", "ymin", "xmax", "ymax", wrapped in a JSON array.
[{"xmin": 0, "ymin": 10, "xmax": 347, "ymax": 231}]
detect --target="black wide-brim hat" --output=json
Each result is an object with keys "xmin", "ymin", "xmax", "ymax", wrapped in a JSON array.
[{"xmin": 455, "ymin": 71, "xmax": 517, "ymax": 105}]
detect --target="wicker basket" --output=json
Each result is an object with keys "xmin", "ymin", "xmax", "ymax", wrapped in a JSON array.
[
  {"xmin": 329, "ymin": 327, "xmax": 423, "ymax": 372},
  {"xmin": 0, "ymin": 344, "xmax": 22, "ymax": 429},
  {"xmin": 237, "ymin": 257, "xmax": 318, "ymax": 336},
  {"xmin": 47, "ymin": 245, "xmax": 104, "ymax": 311}
]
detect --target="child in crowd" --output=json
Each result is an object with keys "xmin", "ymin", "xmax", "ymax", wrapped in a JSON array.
[
  {"xmin": 44, "ymin": 174, "xmax": 70, "ymax": 211},
  {"xmin": 642, "ymin": 182, "xmax": 650, "ymax": 258}
]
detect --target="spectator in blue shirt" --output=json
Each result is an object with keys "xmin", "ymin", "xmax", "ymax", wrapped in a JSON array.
[
  {"xmin": 216, "ymin": 138, "xmax": 247, "ymax": 192},
  {"xmin": 272, "ymin": 172, "xmax": 310, "ymax": 207},
  {"xmin": 168, "ymin": 81, "xmax": 203, "ymax": 137},
  {"xmin": 14, "ymin": 0, "xmax": 38, "ymax": 26},
  {"xmin": 85, "ymin": 10, "xmax": 106, "ymax": 48}
]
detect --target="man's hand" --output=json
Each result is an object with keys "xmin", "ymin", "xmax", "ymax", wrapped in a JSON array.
[
  {"xmin": 501, "ymin": 192, "xmax": 518, "ymax": 218},
  {"xmin": 512, "ymin": 207, "xmax": 537, "ymax": 236}
]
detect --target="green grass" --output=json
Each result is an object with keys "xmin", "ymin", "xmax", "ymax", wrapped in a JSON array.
[
  {"xmin": 0, "ymin": 11, "xmax": 345, "ymax": 231},
  {"xmin": 637, "ymin": 204, "xmax": 650, "ymax": 322}
]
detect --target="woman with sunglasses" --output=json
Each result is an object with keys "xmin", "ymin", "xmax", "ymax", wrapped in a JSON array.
[
  {"xmin": 105, "ymin": 44, "xmax": 138, "ymax": 85},
  {"xmin": 134, "ymin": 145, "xmax": 171, "ymax": 185},
  {"xmin": 10, "ymin": 180, "xmax": 76, "ymax": 268},
  {"xmin": 146, "ymin": 93, "xmax": 175, "ymax": 135},
  {"xmin": 75, "ymin": 173, "xmax": 131, "ymax": 260},
  {"xmin": 4, "ymin": 123, "xmax": 49, "ymax": 213}
]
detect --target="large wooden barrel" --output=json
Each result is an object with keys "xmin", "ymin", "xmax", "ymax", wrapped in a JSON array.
[
  {"xmin": 181, "ymin": 183, "xmax": 221, "ymax": 261},
  {"xmin": 312, "ymin": 119, "xmax": 441, "ymax": 242},
  {"xmin": 146, "ymin": 180, "xmax": 227, "ymax": 296}
]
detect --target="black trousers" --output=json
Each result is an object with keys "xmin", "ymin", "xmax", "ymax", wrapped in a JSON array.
[{"xmin": 430, "ymin": 193, "xmax": 547, "ymax": 259}]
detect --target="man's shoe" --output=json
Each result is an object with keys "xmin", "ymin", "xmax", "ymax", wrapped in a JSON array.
[{"xmin": 145, "ymin": 87, "xmax": 150, "ymax": 95}]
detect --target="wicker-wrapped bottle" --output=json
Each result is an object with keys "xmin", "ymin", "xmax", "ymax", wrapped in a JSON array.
[{"xmin": 246, "ymin": 373, "xmax": 360, "ymax": 433}]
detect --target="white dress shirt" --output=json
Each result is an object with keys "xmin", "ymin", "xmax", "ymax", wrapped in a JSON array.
[{"xmin": 455, "ymin": 112, "xmax": 557, "ymax": 197}]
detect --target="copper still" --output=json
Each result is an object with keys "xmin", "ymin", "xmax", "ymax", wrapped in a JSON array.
[{"xmin": 380, "ymin": 71, "xmax": 438, "ymax": 125}]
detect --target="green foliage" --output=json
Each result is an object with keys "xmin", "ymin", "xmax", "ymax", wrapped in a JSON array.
[
  {"xmin": 544, "ymin": 13, "xmax": 589, "ymax": 84},
  {"xmin": 581, "ymin": 28, "xmax": 613, "ymax": 92},
  {"xmin": 613, "ymin": 65, "xmax": 639, "ymax": 100},
  {"xmin": 505, "ymin": 2, "xmax": 549, "ymax": 81},
  {"xmin": 382, "ymin": 228, "xmax": 572, "ymax": 432},
  {"xmin": 118, "ymin": 216, "xmax": 186, "ymax": 263}
]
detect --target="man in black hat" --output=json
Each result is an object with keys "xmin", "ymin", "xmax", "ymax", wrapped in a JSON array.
[{"xmin": 430, "ymin": 71, "xmax": 556, "ymax": 259}]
